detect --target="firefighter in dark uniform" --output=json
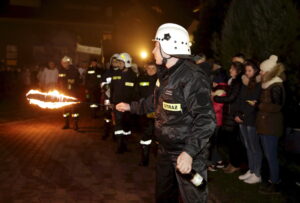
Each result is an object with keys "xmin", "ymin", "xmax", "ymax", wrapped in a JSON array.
[
  {"xmin": 136, "ymin": 62, "xmax": 157, "ymax": 166},
  {"xmin": 116, "ymin": 23, "xmax": 216, "ymax": 203},
  {"xmin": 58, "ymin": 56, "xmax": 81, "ymax": 130},
  {"xmin": 111, "ymin": 52, "xmax": 137, "ymax": 153},
  {"xmin": 101, "ymin": 53, "xmax": 121, "ymax": 140},
  {"xmin": 85, "ymin": 59, "xmax": 104, "ymax": 118}
]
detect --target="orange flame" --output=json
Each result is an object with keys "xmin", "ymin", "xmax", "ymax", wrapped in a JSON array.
[{"xmin": 26, "ymin": 90, "xmax": 79, "ymax": 109}]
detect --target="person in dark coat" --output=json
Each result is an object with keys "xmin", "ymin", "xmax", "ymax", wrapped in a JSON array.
[
  {"xmin": 136, "ymin": 62, "xmax": 157, "ymax": 166},
  {"xmin": 58, "ymin": 56, "xmax": 80, "ymax": 130},
  {"xmin": 256, "ymin": 55, "xmax": 285, "ymax": 194},
  {"xmin": 208, "ymin": 70, "xmax": 228, "ymax": 171},
  {"xmin": 213, "ymin": 61, "xmax": 245, "ymax": 173},
  {"xmin": 112, "ymin": 53, "xmax": 137, "ymax": 154},
  {"xmin": 85, "ymin": 59, "xmax": 105, "ymax": 118},
  {"xmin": 235, "ymin": 60, "xmax": 262, "ymax": 184},
  {"xmin": 116, "ymin": 23, "xmax": 215, "ymax": 203},
  {"xmin": 194, "ymin": 53, "xmax": 212, "ymax": 78}
]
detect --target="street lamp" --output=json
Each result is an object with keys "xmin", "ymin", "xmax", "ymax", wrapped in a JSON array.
[{"xmin": 140, "ymin": 51, "xmax": 148, "ymax": 60}]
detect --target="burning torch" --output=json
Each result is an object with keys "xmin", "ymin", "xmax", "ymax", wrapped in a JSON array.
[{"xmin": 26, "ymin": 90, "xmax": 112, "ymax": 109}]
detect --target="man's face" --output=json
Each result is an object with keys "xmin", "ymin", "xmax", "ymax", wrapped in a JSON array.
[
  {"xmin": 111, "ymin": 59, "xmax": 119, "ymax": 68},
  {"xmin": 152, "ymin": 42, "xmax": 163, "ymax": 65},
  {"xmin": 61, "ymin": 61, "xmax": 70, "ymax": 69},
  {"xmin": 146, "ymin": 65, "xmax": 157, "ymax": 76},
  {"xmin": 196, "ymin": 59, "xmax": 205, "ymax": 65},
  {"xmin": 118, "ymin": 60, "xmax": 125, "ymax": 70}
]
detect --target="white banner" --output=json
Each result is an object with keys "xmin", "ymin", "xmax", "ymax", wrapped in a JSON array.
[{"xmin": 76, "ymin": 43, "xmax": 102, "ymax": 55}]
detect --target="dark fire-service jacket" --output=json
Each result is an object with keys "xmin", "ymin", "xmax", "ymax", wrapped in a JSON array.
[{"xmin": 130, "ymin": 59, "xmax": 216, "ymax": 159}]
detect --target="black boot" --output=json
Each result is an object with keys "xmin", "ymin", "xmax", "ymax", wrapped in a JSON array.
[
  {"xmin": 102, "ymin": 122, "xmax": 111, "ymax": 140},
  {"xmin": 116, "ymin": 136, "xmax": 125, "ymax": 154},
  {"xmin": 122, "ymin": 136, "xmax": 130, "ymax": 152},
  {"xmin": 62, "ymin": 117, "xmax": 70, "ymax": 129},
  {"xmin": 139, "ymin": 145, "xmax": 150, "ymax": 166}
]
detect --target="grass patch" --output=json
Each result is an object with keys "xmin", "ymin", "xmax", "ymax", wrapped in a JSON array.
[{"xmin": 208, "ymin": 170, "xmax": 285, "ymax": 203}]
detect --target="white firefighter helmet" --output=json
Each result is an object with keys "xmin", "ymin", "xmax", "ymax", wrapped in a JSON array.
[
  {"xmin": 153, "ymin": 23, "xmax": 191, "ymax": 56},
  {"xmin": 61, "ymin": 56, "xmax": 72, "ymax": 64},
  {"xmin": 110, "ymin": 53, "xmax": 119, "ymax": 65},
  {"xmin": 117, "ymin": 53, "xmax": 132, "ymax": 68}
]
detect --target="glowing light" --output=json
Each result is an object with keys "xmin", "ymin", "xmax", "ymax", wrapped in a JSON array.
[
  {"xmin": 140, "ymin": 51, "xmax": 148, "ymax": 59},
  {"xmin": 26, "ymin": 90, "xmax": 79, "ymax": 109}
]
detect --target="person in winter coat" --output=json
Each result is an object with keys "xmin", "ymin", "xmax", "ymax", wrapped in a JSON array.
[
  {"xmin": 256, "ymin": 55, "xmax": 285, "ymax": 194},
  {"xmin": 235, "ymin": 60, "xmax": 262, "ymax": 184},
  {"xmin": 208, "ymin": 72, "xmax": 228, "ymax": 171},
  {"xmin": 116, "ymin": 23, "xmax": 215, "ymax": 203},
  {"xmin": 213, "ymin": 61, "xmax": 245, "ymax": 174}
]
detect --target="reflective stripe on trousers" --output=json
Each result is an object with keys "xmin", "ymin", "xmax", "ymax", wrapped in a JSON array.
[
  {"xmin": 114, "ymin": 130, "xmax": 131, "ymax": 136},
  {"xmin": 72, "ymin": 113, "xmax": 80, "ymax": 118},
  {"xmin": 90, "ymin": 104, "xmax": 98, "ymax": 108},
  {"xmin": 63, "ymin": 113, "xmax": 70, "ymax": 118},
  {"xmin": 140, "ymin": 140, "xmax": 152, "ymax": 145}
]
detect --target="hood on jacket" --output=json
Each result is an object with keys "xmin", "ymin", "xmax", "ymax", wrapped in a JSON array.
[{"xmin": 262, "ymin": 63, "xmax": 285, "ymax": 89}]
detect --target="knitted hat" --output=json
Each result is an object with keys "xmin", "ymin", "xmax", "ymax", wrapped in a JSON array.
[{"xmin": 260, "ymin": 55, "xmax": 278, "ymax": 72}]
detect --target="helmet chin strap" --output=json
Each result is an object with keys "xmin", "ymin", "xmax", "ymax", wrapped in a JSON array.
[{"xmin": 159, "ymin": 45, "xmax": 171, "ymax": 66}]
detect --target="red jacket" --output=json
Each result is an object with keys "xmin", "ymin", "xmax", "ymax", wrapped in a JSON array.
[{"xmin": 212, "ymin": 83, "xmax": 227, "ymax": 126}]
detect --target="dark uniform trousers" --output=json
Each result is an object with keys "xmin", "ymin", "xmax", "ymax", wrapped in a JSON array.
[
  {"xmin": 114, "ymin": 110, "xmax": 132, "ymax": 137},
  {"xmin": 58, "ymin": 66, "xmax": 80, "ymax": 129},
  {"xmin": 155, "ymin": 147, "xmax": 208, "ymax": 203},
  {"xmin": 140, "ymin": 115, "xmax": 155, "ymax": 144}
]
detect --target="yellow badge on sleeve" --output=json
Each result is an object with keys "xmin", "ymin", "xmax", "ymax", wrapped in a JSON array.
[
  {"xmin": 58, "ymin": 73, "xmax": 66, "ymax": 77},
  {"xmin": 163, "ymin": 102, "xmax": 182, "ymax": 112},
  {"xmin": 125, "ymin": 82, "xmax": 134, "ymax": 87},
  {"xmin": 113, "ymin": 76, "xmax": 122, "ymax": 80},
  {"xmin": 139, "ymin": 82, "xmax": 150, "ymax": 87}
]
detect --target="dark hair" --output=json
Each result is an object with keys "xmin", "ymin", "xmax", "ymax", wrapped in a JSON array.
[
  {"xmin": 197, "ymin": 53, "xmax": 206, "ymax": 59},
  {"xmin": 231, "ymin": 61, "xmax": 245, "ymax": 78},
  {"xmin": 245, "ymin": 60, "xmax": 260, "ymax": 88},
  {"xmin": 244, "ymin": 60, "xmax": 259, "ymax": 73}
]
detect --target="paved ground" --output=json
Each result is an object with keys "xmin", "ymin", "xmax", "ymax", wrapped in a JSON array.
[
  {"xmin": 0, "ymin": 109, "xmax": 157, "ymax": 203},
  {"xmin": 0, "ymin": 105, "xmax": 221, "ymax": 203}
]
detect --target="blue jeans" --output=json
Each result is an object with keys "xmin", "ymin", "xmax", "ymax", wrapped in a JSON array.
[
  {"xmin": 260, "ymin": 135, "xmax": 280, "ymax": 183},
  {"xmin": 239, "ymin": 125, "xmax": 262, "ymax": 176}
]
